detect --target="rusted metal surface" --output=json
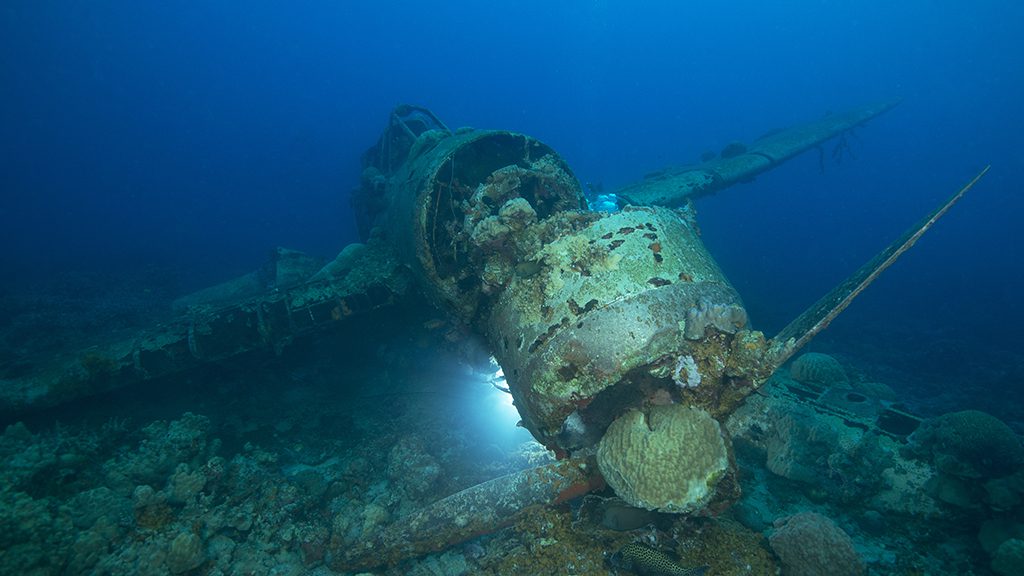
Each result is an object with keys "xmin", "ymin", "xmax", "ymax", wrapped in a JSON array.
[
  {"xmin": 485, "ymin": 205, "xmax": 767, "ymax": 452},
  {"xmin": 331, "ymin": 456, "xmax": 604, "ymax": 572},
  {"xmin": 381, "ymin": 128, "xmax": 586, "ymax": 322}
]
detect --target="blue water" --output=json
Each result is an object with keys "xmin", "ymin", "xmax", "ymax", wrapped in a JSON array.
[
  {"xmin": 1, "ymin": 2, "xmax": 1022, "ymax": 574},
  {"xmin": 3, "ymin": 1, "xmax": 1018, "ymax": 292},
  {"xmin": 5, "ymin": 1, "xmax": 1020, "ymax": 396}
]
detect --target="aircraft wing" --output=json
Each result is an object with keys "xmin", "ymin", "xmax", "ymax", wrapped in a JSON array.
[
  {"xmin": 615, "ymin": 100, "xmax": 900, "ymax": 207},
  {"xmin": 0, "ymin": 241, "xmax": 411, "ymax": 414}
]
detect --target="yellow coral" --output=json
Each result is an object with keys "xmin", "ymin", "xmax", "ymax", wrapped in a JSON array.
[{"xmin": 596, "ymin": 405, "xmax": 730, "ymax": 513}]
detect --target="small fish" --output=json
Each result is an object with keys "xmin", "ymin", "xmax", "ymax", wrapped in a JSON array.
[{"xmin": 607, "ymin": 543, "xmax": 708, "ymax": 576}]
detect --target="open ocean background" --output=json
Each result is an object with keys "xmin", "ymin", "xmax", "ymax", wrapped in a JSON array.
[
  {"xmin": 4, "ymin": 1, "xmax": 1020, "ymax": 350},
  {"xmin": 1, "ymin": 3, "xmax": 1023, "ymax": 574}
]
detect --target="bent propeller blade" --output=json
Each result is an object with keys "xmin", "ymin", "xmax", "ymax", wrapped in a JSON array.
[{"xmin": 767, "ymin": 165, "xmax": 991, "ymax": 369}]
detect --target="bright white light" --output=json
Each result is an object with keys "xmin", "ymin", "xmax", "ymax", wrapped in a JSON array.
[
  {"xmin": 490, "ymin": 373, "xmax": 517, "ymax": 415},
  {"xmin": 459, "ymin": 357, "xmax": 531, "ymax": 448},
  {"xmin": 486, "ymin": 364, "xmax": 518, "ymax": 419}
]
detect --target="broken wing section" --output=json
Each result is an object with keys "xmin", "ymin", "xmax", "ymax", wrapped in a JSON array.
[
  {"xmin": 0, "ymin": 240, "xmax": 411, "ymax": 414},
  {"xmin": 616, "ymin": 100, "xmax": 901, "ymax": 207},
  {"xmin": 767, "ymin": 166, "xmax": 991, "ymax": 369}
]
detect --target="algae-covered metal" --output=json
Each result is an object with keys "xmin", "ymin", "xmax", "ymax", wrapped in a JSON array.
[
  {"xmin": 357, "ymin": 110, "xmax": 790, "ymax": 454},
  {"xmin": 0, "ymin": 241, "xmax": 411, "ymax": 413},
  {"xmin": 485, "ymin": 204, "xmax": 770, "ymax": 453},
  {"xmin": 333, "ymin": 455, "xmax": 603, "ymax": 571},
  {"xmin": 615, "ymin": 100, "xmax": 900, "ymax": 207},
  {"xmin": 354, "ymin": 103, "xmax": 909, "ymax": 456},
  {"xmin": 379, "ymin": 127, "xmax": 586, "ymax": 322}
]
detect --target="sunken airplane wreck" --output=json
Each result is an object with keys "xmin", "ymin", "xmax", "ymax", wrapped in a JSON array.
[{"xmin": 0, "ymin": 102, "xmax": 988, "ymax": 569}]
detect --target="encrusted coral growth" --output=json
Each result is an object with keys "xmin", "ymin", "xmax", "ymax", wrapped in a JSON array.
[
  {"xmin": 675, "ymin": 518, "xmax": 778, "ymax": 576},
  {"xmin": 724, "ymin": 355, "xmax": 1024, "ymax": 574},
  {"xmin": 456, "ymin": 157, "xmax": 575, "ymax": 298},
  {"xmin": 387, "ymin": 436, "xmax": 441, "ymax": 504},
  {"xmin": 728, "ymin": 383, "xmax": 893, "ymax": 505},
  {"xmin": 910, "ymin": 409, "xmax": 1024, "ymax": 479},
  {"xmin": 166, "ymin": 532, "xmax": 205, "ymax": 574},
  {"xmin": 469, "ymin": 491, "xmax": 779, "ymax": 576},
  {"xmin": 462, "ymin": 157, "xmax": 573, "ymax": 253},
  {"xmin": 471, "ymin": 504, "xmax": 617, "ymax": 576},
  {"xmin": 789, "ymin": 352, "xmax": 848, "ymax": 387},
  {"xmin": 0, "ymin": 409, "xmax": 364, "ymax": 575},
  {"xmin": 672, "ymin": 354, "xmax": 701, "ymax": 388},
  {"xmin": 768, "ymin": 512, "xmax": 865, "ymax": 576},
  {"xmin": 866, "ymin": 457, "xmax": 944, "ymax": 518},
  {"xmin": 683, "ymin": 297, "xmax": 748, "ymax": 340},
  {"xmin": 726, "ymin": 371, "xmax": 1024, "ymax": 573},
  {"xmin": 776, "ymin": 411, "xmax": 890, "ymax": 502},
  {"xmin": 597, "ymin": 405, "xmax": 730, "ymax": 513},
  {"xmin": 103, "ymin": 412, "xmax": 214, "ymax": 492},
  {"xmin": 0, "ymin": 417, "xmax": 135, "ymax": 574}
]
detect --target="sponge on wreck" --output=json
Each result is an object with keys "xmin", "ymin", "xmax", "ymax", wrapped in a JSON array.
[{"xmin": 596, "ymin": 405, "xmax": 730, "ymax": 513}]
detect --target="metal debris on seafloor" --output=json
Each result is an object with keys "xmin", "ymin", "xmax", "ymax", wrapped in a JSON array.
[{"xmin": 332, "ymin": 455, "xmax": 604, "ymax": 571}]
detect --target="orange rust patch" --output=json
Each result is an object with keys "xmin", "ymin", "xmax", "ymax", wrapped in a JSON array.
[{"xmin": 553, "ymin": 474, "xmax": 606, "ymax": 504}]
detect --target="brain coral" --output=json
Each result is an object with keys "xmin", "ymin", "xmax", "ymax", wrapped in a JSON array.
[
  {"xmin": 596, "ymin": 405, "xmax": 729, "ymax": 513},
  {"xmin": 768, "ymin": 512, "xmax": 865, "ymax": 576},
  {"xmin": 789, "ymin": 352, "xmax": 847, "ymax": 386},
  {"xmin": 912, "ymin": 410, "xmax": 1024, "ymax": 479}
]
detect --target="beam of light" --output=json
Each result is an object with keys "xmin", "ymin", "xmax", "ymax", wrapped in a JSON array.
[
  {"xmin": 484, "ymin": 364, "xmax": 522, "ymax": 426},
  {"xmin": 459, "ymin": 358, "xmax": 534, "ymax": 449}
]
